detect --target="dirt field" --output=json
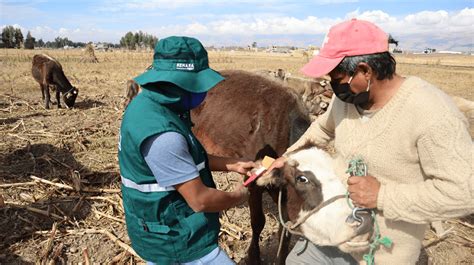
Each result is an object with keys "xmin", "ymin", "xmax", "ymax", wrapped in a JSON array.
[{"xmin": 0, "ymin": 49, "xmax": 472, "ymax": 264}]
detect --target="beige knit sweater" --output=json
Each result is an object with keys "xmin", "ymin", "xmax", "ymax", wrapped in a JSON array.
[{"xmin": 288, "ymin": 76, "xmax": 473, "ymax": 264}]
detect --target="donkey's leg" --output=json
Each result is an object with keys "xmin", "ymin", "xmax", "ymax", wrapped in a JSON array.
[
  {"xmin": 56, "ymin": 90, "xmax": 62, "ymax": 108},
  {"xmin": 247, "ymin": 184, "xmax": 265, "ymax": 265},
  {"xmin": 246, "ymin": 144, "xmax": 279, "ymax": 265},
  {"xmin": 43, "ymin": 84, "xmax": 51, "ymax": 109},
  {"xmin": 40, "ymin": 84, "xmax": 45, "ymax": 101}
]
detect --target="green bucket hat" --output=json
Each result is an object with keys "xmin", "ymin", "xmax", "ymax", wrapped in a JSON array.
[{"xmin": 134, "ymin": 36, "xmax": 224, "ymax": 93}]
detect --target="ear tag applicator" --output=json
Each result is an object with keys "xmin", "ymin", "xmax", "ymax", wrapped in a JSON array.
[{"xmin": 244, "ymin": 156, "xmax": 275, "ymax": 187}]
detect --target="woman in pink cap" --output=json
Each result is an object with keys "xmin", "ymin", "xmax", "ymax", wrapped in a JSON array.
[{"xmin": 280, "ymin": 19, "xmax": 472, "ymax": 264}]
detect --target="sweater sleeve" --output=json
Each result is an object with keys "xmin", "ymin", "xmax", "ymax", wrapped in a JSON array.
[
  {"xmin": 377, "ymin": 116, "xmax": 473, "ymax": 223},
  {"xmin": 286, "ymin": 96, "xmax": 336, "ymax": 153}
]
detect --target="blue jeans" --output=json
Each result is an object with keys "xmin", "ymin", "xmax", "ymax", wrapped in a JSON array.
[
  {"xmin": 146, "ymin": 247, "xmax": 235, "ymax": 265},
  {"xmin": 286, "ymin": 238, "xmax": 358, "ymax": 265}
]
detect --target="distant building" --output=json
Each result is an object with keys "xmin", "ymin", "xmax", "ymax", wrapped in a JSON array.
[
  {"xmin": 437, "ymin": 50, "xmax": 462, "ymax": 55},
  {"xmin": 94, "ymin": 43, "xmax": 109, "ymax": 52},
  {"xmin": 268, "ymin": 45, "xmax": 294, "ymax": 53},
  {"xmin": 423, "ymin": 48, "xmax": 436, "ymax": 54},
  {"xmin": 392, "ymin": 48, "xmax": 403, "ymax": 54}
]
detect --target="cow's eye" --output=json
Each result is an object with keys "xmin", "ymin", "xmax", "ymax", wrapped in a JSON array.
[{"xmin": 296, "ymin": 175, "xmax": 309, "ymax": 183}]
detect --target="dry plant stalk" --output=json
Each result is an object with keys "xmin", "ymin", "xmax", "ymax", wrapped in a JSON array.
[
  {"xmin": 101, "ymin": 229, "xmax": 140, "ymax": 259},
  {"xmin": 31, "ymin": 175, "xmax": 74, "ymax": 191},
  {"xmin": 447, "ymin": 219, "xmax": 474, "ymax": 229},
  {"xmin": 0, "ymin": 181, "xmax": 37, "ymax": 188},
  {"xmin": 220, "ymin": 227, "xmax": 241, "ymax": 240},
  {"xmin": 423, "ymin": 226, "xmax": 455, "ymax": 248},
  {"xmin": 83, "ymin": 247, "xmax": 91, "ymax": 265},
  {"xmin": 111, "ymin": 250, "xmax": 130, "ymax": 264},
  {"xmin": 47, "ymin": 242, "xmax": 64, "ymax": 265},
  {"xmin": 71, "ymin": 170, "xmax": 82, "ymax": 191},
  {"xmin": 26, "ymin": 206, "xmax": 64, "ymax": 221},
  {"xmin": 41, "ymin": 222, "xmax": 58, "ymax": 261},
  {"xmin": 30, "ymin": 175, "xmax": 121, "ymax": 193},
  {"xmin": 34, "ymin": 228, "xmax": 141, "ymax": 260},
  {"xmin": 92, "ymin": 208, "xmax": 125, "ymax": 223}
]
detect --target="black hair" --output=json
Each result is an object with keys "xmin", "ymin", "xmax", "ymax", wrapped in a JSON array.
[{"xmin": 334, "ymin": 52, "xmax": 396, "ymax": 80}]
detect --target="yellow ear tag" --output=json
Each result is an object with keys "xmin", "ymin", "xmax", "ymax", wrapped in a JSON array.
[{"xmin": 261, "ymin": 156, "xmax": 276, "ymax": 169}]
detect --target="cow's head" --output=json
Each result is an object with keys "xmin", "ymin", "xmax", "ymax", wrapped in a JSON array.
[
  {"xmin": 64, "ymin": 87, "xmax": 79, "ymax": 108},
  {"xmin": 256, "ymin": 145, "xmax": 372, "ymax": 253}
]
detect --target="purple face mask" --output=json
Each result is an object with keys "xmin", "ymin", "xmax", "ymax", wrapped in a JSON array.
[{"xmin": 181, "ymin": 91, "xmax": 207, "ymax": 110}]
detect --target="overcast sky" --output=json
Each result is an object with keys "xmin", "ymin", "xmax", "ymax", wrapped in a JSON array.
[{"xmin": 1, "ymin": 0, "xmax": 473, "ymax": 52}]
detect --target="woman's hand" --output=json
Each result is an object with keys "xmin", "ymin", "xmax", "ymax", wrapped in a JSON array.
[
  {"xmin": 247, "ymin": 156, "xmax": 287, "ymax": 177},
  {"xmin": 347, "ymin": 175, "xmax": 380, "ymax": 209}
]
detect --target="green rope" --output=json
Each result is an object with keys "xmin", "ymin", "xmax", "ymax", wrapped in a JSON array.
[
  {"xmin": 362, "ymin": 211, "xmax": 393, "ymax": 265},
  {"xmin": 345, "ymin": 158, "xmax": 393, "ymax": 265},
  {"xmin": 346, "ymin": 158, "xmax": 367, "ymax": 177}
]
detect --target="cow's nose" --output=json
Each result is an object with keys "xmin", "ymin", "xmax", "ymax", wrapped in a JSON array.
[
  {"xmin": 354, "ymin": 211, "xmax": 372, "ymax": 235},
  {"xmin": 345, "ymin": 209, "xmax": 373, "ymax": 235}
]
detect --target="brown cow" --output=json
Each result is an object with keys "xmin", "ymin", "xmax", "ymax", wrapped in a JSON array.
[{"xmin": 32, "ymin": 54, "xmax": 78, "ymax": 109}]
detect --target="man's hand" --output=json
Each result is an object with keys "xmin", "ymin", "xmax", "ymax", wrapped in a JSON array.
[
  {"xmin": 234, "ymin": 183, "xmax": 249, "ymax": 205},
  {"xmin": 208, "ymin": 155, "xmax": 256, "ymax": 174},
  {"xmin": 347, "ymin": 176, "xmax": 380, "ymax": 209},
  {"xmin": 228, "ymin": 161, "xmax": 256, "ymax": 175}
]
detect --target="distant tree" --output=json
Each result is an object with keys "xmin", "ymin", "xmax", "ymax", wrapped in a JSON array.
[
  {"xmin": 36, "ymin": 38, "xmax": 44, "ymax": 48},
  {"xmin": 76, "ymin": 42, "xmax": 87, "ymax": 48},
  {"xmin": 135, "ymin": 31, "xmax": 144, "ymax": 47},
  {"xmin": 24, "ymin": 31, "xmax": 35, "ymax": 49},
  {"xmin": 14, "ymin": 28, "xmax": 23, "ymax": 48},
  {"xmin": 2, "ymin": 25, "xmax": 16, "ymax": 48},
  {"xmin": 44, "ymin": 41, "xmax": 53, "ymax": 48},
  {"xmin": 142, "ymin": 33, "xmax": 157, "ymax": 49},
  {"xmin": 51, "ymin": 36, "xmax": 74, "ymax": 48},
  {"xmin": 251, "ymin": 41, "xmax": 257, "ymax": 48},
  {"xmin": 1, "ymin": 26, "xmax": 26, "ymax": 48},
  {"xmin": 120, "ymin": 31, "xmax": 158, "ymax": 50},
  {"xmin": 120, "ymin": 31, "xmax": 136, "ymax": 49},
  {"xmin": 149, "ymin": 36, "xmax": 158, "ymax": 49},
  {"xmin": 54, "ymin": 37, "xmax": 62, "ymax": 48}
]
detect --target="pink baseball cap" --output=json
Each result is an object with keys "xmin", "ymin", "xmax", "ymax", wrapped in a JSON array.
[{"xmin": 302, "ymin": 18, "xmax": 389, "ymax": 78}]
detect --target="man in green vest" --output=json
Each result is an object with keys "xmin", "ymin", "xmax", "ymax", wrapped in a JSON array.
[{"xmin": 119, "ymin": 36, "xmax": 255, "ymax": 264}]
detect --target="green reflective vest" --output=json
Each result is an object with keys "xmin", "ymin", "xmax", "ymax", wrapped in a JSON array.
[{"xmin": 118, "ymin": 88, "xmax": 219, "ymax": 264}]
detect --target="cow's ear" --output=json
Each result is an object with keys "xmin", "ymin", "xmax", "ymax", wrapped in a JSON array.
[
  {"xmin": 256, "ymin": 167, "xmax": 286, "ymax": 187},
  {"xmin": 282, "ymin": 160, "xmax": 299, "ymax": 185}
]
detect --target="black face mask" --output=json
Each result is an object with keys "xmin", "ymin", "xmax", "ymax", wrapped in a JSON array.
[{"xmin": 331, "ymin": 76, "xmax": 370, "ymax": 106}]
